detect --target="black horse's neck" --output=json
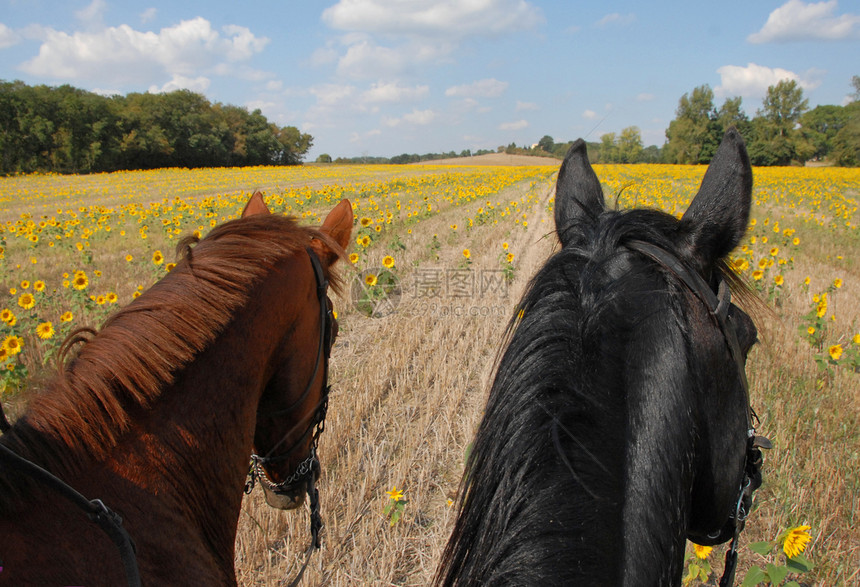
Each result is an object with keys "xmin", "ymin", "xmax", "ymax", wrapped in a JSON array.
[{"xmin": 438, "ymin": 236, "xmax": 719, "ymax": 585}]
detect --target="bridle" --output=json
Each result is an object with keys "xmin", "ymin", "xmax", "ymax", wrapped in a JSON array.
[
  {"xmin": 243, "ymin": 245, "xmax": 335, "ymax": 586},
  {"xmin": 0, "ymin": 246, "xmax": 335, "ymax": 587},
  {"xmin": 626, "ymin": 240, "xmax": 770, "ymax": 587}
]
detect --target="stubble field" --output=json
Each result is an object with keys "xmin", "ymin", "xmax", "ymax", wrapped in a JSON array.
[{"xmin": 0, "ymin": 161, "xmax": 857, "ymax": 585}]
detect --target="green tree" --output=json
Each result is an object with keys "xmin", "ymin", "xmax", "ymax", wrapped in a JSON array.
[
  {"xmin": 617, "ymin": 126, "xmax": 643, "ymax": 163},
  {"xmin": 665, "ymin": 85, "xmax": 717, "ymax": 164},
  {"xmin": 748, "ymin": 80, "xmax": 812, "ymax": 165},
  {"xmin": 0, "ymin": 80, "xmax": 312, "ymax": 173},
  {"xmin": 599, "ymin": 132, "xmax": 618, "ymax": 162},
  {"xmin": 800, "ymin": 105, "xmax": 848, "ymax": 161},
  {"xmin": 831, "ymin": 102, "xmax": 860, "ymax": 166},
  {"xmin": 714, "ymin": 97, "xmax": 751, "ymax": 145},
  {"xmin": 273, "ymin": 125, "xmax": 313, "ymax": 164},
  {"xmin": 537, "ymin": 135, "xmax": 554, "ymax": 152}
]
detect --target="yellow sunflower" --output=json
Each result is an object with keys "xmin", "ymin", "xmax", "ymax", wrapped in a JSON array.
[
  {"xmin": 18, "ymin": 293, "xmax": 35, "ymax": 310},
  {"xmin": 2, "ymin": 335, "xmax": 23, "ymax": 356},
  {"xmin": 782, "ymin": 525, "xmax": 812, "ymax": 559},
  {"xmin": 828, "ymin": 344, "xmax": 843, "ymax": 361},
  {"xmin": 692, "ymin": 543, "xmax": 712, "ymax": 559},
  {"xmin": 382, "ymin": 255, "xmax": 395, "ymax": 269},
  {"xmin": 36, "ymin": 321, "xmax": 55, "ymax": 340},
  {"xmin": 0, "ymin": 309, "xmax": 15, "ymax": 324},
  {"xmin": 72, "ymin": 273, "xmax": 88, "ymax": 290}
]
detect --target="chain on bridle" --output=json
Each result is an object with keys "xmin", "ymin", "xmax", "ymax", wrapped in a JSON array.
[
  {"xmin": 243, "ymin": 246, "xmax": 335, "ymax": 585},
  {"xmin": 626, "ymin": 240, "xmax": 771, "ymax": 587}
]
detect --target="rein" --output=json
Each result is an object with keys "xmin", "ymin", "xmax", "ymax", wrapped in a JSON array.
[
  {"xmin": 627, "ymin": 240, "xmax": 770, "ymax": 587},
  {"xmin": 244, "ymin": 246, "xmax": 334, "ymax": 586},
  {"xmin": 0, "ymin": 435, "xmax": 141, "ymax": 586}
]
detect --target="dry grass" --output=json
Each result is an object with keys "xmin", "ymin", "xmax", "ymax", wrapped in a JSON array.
[{"xmin": 235, "ymin": 175, "xmax": 558, "ymax": 586}]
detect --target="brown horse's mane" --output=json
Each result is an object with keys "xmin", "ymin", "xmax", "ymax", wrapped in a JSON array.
[{"xmin": 1, "ymin": 214, "xmax": 342, "ymax": 508}]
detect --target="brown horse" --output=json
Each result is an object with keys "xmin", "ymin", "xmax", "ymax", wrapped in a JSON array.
[{"xmin": 0, "ymin": 193, "xmax": 352, "ymax": 585}]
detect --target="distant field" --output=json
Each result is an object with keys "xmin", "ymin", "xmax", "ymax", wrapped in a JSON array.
[{"xmin": 0, "ymin": 163, "xmax": 857, "ymax": 585}]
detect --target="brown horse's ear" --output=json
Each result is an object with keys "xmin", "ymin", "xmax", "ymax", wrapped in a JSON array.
[
  {"xmin": 242, "ymin": 191, "xmax": 271, "ymax": 217},
  {"xmin": 311, "ymin": 199, "xmax": 353, "ymax": 263}
]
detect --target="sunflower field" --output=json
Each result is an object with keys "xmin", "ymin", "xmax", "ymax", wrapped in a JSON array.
[{"xmin": 0, "ymin": 161, "xmax": 857, "ymax": 584}]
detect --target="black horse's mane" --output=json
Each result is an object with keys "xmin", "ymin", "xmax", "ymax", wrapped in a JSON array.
[{"xmin": 438, "ymin": 206, "xmax": 729, "ymax": 585}]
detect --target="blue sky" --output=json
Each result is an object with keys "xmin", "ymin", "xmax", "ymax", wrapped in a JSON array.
[{"xmin": 1, "ymin": 0, "xmax": 858, "ymax": 159}]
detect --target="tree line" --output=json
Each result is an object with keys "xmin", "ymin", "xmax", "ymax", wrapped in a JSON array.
[
  {"xmin": 534, "ymin": 76, "xmax": 859, "ymax": 167},
  {"xmin": 0, "ymin": 80, "xmax": 313, "ymax": 174},
  {"xmin": 664, "ymin": 77, "xmax": 860, "ymax": 166}
]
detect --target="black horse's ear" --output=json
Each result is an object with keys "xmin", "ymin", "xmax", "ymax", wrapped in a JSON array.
[
  {"xmin": 555, "ymin": 139, "xmax": 605, "ymax": 247},
  {"xmin": 679, "ymin": 128, "xmax": 752, "ymax": 269}
]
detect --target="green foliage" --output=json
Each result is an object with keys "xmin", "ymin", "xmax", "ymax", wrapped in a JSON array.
[
  {"xmin": 681, "ymin": 549, "xmax": 713, "ymax": 585},
  {"xmin": 537, "ymin": 135, "xmax": 554, "ymax": 152},
  {"xmin": 798, "ymin": 279, "xmax": 860, "ymax": 378},
  {"xmin": 0, "ymin": 80, "xmax": 312, "ymax": 174},
  {"xmin": 665, "ymin": 85, "xmax": 719, "ymax": 164},
  {"xmin": 748, "ymin": 80, "xmax": 813, "ymax": 166},
  {"xmin": 683, "ymin": 527, "xmax": 815, "ymax": 587},
  {"xmin": 383, "ymin": 487, "xmax": 407, "ymax": 527},
  {"xmin": 663, "ymin": 76, "xmax": 860, "ymax": 167},
  {"xmin": 830, "ymin": 102, "xmax": 860, "ymax": 166},
  {"xmin": 800, "ymin": 105, "xmax": 849, "ymax": 160}
]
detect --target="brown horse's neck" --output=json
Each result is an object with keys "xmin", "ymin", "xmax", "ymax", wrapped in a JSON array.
[{"xmin": 0, "ymin": 253, "xmax": 315, "ymax": 582}]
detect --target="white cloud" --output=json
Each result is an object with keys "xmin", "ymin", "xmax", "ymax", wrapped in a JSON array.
[
  {"xmin": 516, "ymin": 101, "xmax": 539, "ymax": 111},
  {"xmin": 322, "ymin": 0, "xmax": 543, "ymax": 38},
  {"xmin": 595, "ymin": 13, "xmax": 636, "ymax": 28},
  {"xmin": 383, "ymin": 108, "xmax": 437, "ymax": 127},
  {"xmin": 748, "ymin": 0, "xmax": 860, "ymax": 43},
  {"xmin": 0, "ymin": 23, "xmax": 20, "ymax": 48},
  {"xmin": 19, "ymin": 18, "xmax": 269, "ymax": 87},
  {"xmin": 221, "ymin": 25, "xmax": 269, "ymax": 61},
  {"xmin": 310, "ymin": 44, "xmax": 339, "ymax": 66},
  {"xmin": 499, "ymin": 119, "xmax": 528, "ymax": 131},
  {"xmin": 140, "ymin": 8, "xmax": 158, "ymax": 25},
  {"xmin": 76, "ymin": 0, "xmax": 108, "ymax": 29},
  {"xmin": 149, "ymin": 74, "xmax": 211, "ymax": 94},
  {"xmin": 582, "ymin": 109, "xmax": 598, "ymax": 120},
  {"xmin": 321, "ymin": 1, "xmax": 542, "ymax": 79},
  {"xmin": 337, "ymin": 40, "xmax": 410, "ymax": 78},
  {"xmin": 310, "ymin": 83, "xmax": 357, "ymax": 107},
  {"xmin": 445, "ymin": 78, "xmax": 508, "ymax": 98},
  {"xmin": 362, "ymin": 81, "xmax": 429, "ymax": 103},
  {"xmin": 636, "ymin": 93, "xmax": 655, "ymax": 102},
  {"xmin": 716, "ymin": 63, "xmax": 822, "ymax": 99},
  {"xmin": 403, "ymin": 109, "xmax": 436, "ymax": 125}
]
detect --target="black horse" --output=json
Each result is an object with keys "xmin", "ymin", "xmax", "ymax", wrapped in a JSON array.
[{"xmin": 437, "ymin": 129, "xmax": 763, "ymax": 586}]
